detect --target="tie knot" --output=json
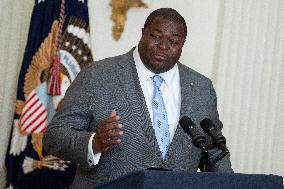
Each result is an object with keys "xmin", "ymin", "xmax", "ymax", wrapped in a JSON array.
[{"xmin": 152, "ymin": 75, "xmax": 164, "ymax": 89}]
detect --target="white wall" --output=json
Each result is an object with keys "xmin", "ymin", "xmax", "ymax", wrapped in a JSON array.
[
  {"xmin": 89, "ymin": 0, "xmax": 221, "ymax": 78},
  {"xmin": 214, "ymin": 0, "xmax": 284, "ymax": 175}
]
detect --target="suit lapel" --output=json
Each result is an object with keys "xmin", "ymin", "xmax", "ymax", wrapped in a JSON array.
[
  {"xmin": 178, "ymin": 63, "xmax": 199, "ymax": 119},
  {"xmin": 114, "ymin": 48, "xmax": 162, "ymax": 160},
  {"xmin": 165, "ymin": 63, "xmax": 201, "ymax": 161}
]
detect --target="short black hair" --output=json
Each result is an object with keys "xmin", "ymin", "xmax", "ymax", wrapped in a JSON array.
[{"xmin": 144, "ymin": 8, "xmax": 187, "ymax": 38}]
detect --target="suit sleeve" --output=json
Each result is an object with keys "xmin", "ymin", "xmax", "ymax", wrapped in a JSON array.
[
  {"xmin": 43, "ymin": 68, "xmax": 95, "ymax": 168},
  {"xmin": 200, "ymin": 80, "xmax": 234, "ymax": 173}
]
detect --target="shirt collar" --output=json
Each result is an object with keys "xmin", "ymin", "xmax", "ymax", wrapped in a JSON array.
[{"xmin": 133, "ymin": 47, "xmax": 179, "ymax": 86}]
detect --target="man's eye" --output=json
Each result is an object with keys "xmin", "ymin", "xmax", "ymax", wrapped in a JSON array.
[
  {"xmin": 169, "ymin": 39, "xmax": 179, "ymax": 45},
  {"xmin": 150, "ymin": 34, "xmax": 160, "ymax": 39}
]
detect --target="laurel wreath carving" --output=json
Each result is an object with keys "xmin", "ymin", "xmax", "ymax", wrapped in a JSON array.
[
  {"xmin": 15, "ymin": 100, "xmax": 25, "ymax": 115},
  {"xmin": 31, "ymin": 133, "xmax": 44, "ymax": 160}
]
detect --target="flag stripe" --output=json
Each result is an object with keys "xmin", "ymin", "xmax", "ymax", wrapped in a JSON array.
[
  {"xmin": 21, "ymin": 101, "xmax": 42, "ymax": 124},
  {"xmin": 20, "ymin": 105, "xmax": 46, "ymax": 130},
  {"xmin": 23, "ymin": 109, "xmax": 47, "ymax": 133},
  {"xmin": 31, "ymin": 116, "xmax": 48, "ymax": 133},
  {"xmin": 22, "ymin": 92, "xmax": 37, "ymax": 113},
  {"xmin": 22, "ymin": 97, "xmax": 40, "ymax": 117},
  {"xmin": 24, "ymin": 91, "xmax": 36, "ymax": 105},
  {"xmin": 22, "ymin": 106, "xmax": 46, "ymax": 130}
]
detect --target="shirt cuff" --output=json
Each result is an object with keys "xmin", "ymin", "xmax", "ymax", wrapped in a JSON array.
[{"xmin": 88, "ymin": 133, "xmax": 101, "ymax": 166}]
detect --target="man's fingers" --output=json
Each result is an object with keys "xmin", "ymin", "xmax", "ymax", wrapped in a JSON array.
[
  {"xmin": 105, "ymin": 109, "xmax": 120, "ymax": 123},
  {"xmin": 94, "ymin": 110, "xmax": 123, "ymax": 153},
  {"xmin": 107, "ymin": 129, "xmax": 123, "ymax": 138},
  {"xmin": 105, "ymin": 114, "xmax": 120, "ymax": 124},
  {"xmin": 102, "ymin": 138, "xmax": 122, "ymax": 145},
  {"xmin": 110, "ymin": 109, "xmax": 116, "ymax": 117},
  {"xmin": 99, "ymin": 110, "xmax": 120, "ymax": 127},
  {"xmin": 99, "ymin": 128, "xmax": 123, "ymax": 140},
  {"xmin": 99, "ymin": 127, "xmax": 123, "ymax": 145},
  {"xmin": 99, "ymin": 123, "xmax": 123, "ymax": 133}
]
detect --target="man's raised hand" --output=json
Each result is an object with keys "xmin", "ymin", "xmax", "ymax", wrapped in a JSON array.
[{"xmin": 92, "ymin": 109, "xmax": 123, "ymax": 153}]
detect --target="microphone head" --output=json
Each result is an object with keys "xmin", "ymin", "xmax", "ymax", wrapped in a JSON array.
[
  {"xmin": 179, "ymin": 116, "xmax": 195, "ymax": 133},
  {"xmin": 200, "ymin": 118, "xmax": 214, "ymax": 133},
  {"xmin": 179, "ymin": 116, "xmax": 207, "ymax": 153},
  {"xmin": 200, "ymin": 118, "xmax": 227, "ymax": 148}
]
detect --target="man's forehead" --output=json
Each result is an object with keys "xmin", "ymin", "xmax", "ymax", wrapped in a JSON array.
[
  {"xmin": 147, "ymin": 19, "xmax": 185, "ymax": 36},
  {"xmin": 151, "ymin": 16, "xmax": 175, "ymax": 24},
  {"xmin": 151, "ymin": 27, "xmax": 184, "ymax": 37}
]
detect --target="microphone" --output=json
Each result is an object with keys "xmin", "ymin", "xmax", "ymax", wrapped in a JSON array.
[
  {"xmin": 179, "ymin": 116, "xmax": 208, "ymax": 154},
  {"xmin": 200, "ymin": 118, "xmax": 228, "ymax": 153}
]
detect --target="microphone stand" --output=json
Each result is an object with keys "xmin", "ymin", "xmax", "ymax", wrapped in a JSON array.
[
  {"xmin": 212, "ymin": 148, "xmax": 229, "ymax": 164},
  {"xmin": 199, "ymin": 146, "xmax": 212, "ymax": 172},
  {"xmin": 200, "ymin": 144, "xmax": 230, "ymax": 171}
]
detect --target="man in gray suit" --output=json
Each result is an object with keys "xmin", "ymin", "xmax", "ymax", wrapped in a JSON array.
[{"xmin": 43, "ymin": 8, "xmax": 233, "ymax": 188}]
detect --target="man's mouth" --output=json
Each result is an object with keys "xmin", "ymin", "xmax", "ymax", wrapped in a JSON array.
[{"xmin": 153, "ymin": 53, "xmax": 167, "ymax": 61}]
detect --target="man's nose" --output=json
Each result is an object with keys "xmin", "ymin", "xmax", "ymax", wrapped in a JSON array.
[{"xmin": 157, "ymin": 39, "xmax": 169, "ymax": 50}]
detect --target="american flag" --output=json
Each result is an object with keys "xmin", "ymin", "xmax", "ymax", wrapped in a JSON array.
[{"xmin": 20, "ymin": 90, "xmax": 48, "ymax": 134}]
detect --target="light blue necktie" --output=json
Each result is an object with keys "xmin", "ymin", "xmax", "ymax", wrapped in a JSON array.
[{"xmin": 152, "ymin": 75, "xmax": 170, "ymax": 159}]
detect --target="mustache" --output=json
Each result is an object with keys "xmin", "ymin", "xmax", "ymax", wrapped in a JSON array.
[{"xmin": 152, "ymin": 52, "xmax": 167, "ymax": 58}]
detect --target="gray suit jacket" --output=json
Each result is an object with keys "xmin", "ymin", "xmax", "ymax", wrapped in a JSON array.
[{"xmin": 43, "ymin": 48, "xmax": 233, "ymax": 189}]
